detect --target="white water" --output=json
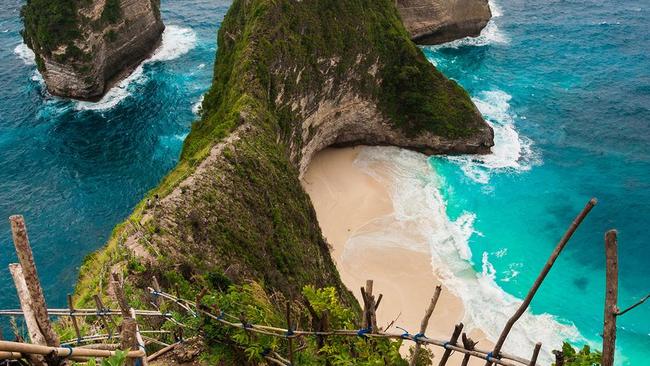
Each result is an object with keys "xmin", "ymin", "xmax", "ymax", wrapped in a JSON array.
[
  {"xmin": 353, "ymin": 146, "xmax": 583, "ymax": 364},
  {"xmin": 76, "ymin": 25, "xmax": 197, "ymax": 111}
]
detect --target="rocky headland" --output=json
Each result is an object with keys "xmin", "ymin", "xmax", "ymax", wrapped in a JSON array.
[
  {"xmin": 397, "ymin": 0, "xmax": 492, "ymax": 44},
  {"xmin": 21, "ymin": 0, "xmax": 164, "ymax": 100},
  {"xmin": 70, "ymin": 0, "xmax": 495, "ymax": 362}
]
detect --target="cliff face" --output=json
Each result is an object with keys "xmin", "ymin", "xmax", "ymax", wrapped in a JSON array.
[
  {"xmin": 21, "ymin": 0, "xmax": 164, "ymax": 100},
  {"xmin": 76, "ymin": 0, "xmax": 492, "ymax": 317},
  {"xmin": 397, "ymin": 0, "xmax": 492, "ymax": 45}
]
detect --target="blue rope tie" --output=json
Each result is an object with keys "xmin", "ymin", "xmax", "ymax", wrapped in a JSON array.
[
  {"xmin": 138, "ymin": 343, "xmax": 146, "ymax": 351},
  {"xmin": 285, "ymin": 327, "xmax": 295, "ymax": 337},
  {"xmin": 151, "ymin": 290, "xmax": 160, "ymax": 297},
  {"xmin": 62, "ymin": 345, "xmax": 73, "ymax": 357},
  {"xmin": 487, "ymin": 352, "xmax": 494, "ymax": 361},
  {"xmin": 443, "ymin": 341, "xmax": 450, "ymax": 349},
  {"xmin": 135, "ymin": 358, "xmax": 143, "ymax": 366},
  {"xmin": 242, "ymin": 322, "xmax": 252, "ymax": 330},
  {"xmin": 357, "ymin": 328, "xmax": 371, "ymax": 338},
  {"xmin": 396, "ymin": 326, "xmax": 410, "ymax": 339},
  {"xmin": 217, "ymin": 311, "xmax": 225, "ymax": 320},
  {"xmin": 76, "ymin": 337, "xmax": 82, "ymax": 345},
  {"xmin": 261, "ymin": 348, "xmax": 271, "ymax": 357},
  {"xmin": 414, "ymin": 333, "xmax": 425, "ymax": 343}
]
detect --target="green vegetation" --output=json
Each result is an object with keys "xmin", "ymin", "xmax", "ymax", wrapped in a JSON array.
[
  {"xmin": 73, "ymin": 0, "xmax": 487, "ymax": 363},
  {"xmin": 554, "ymin": 342, "xmax": 602, "ymax": 366},
  {"xmin": 101, "ymin": 0, "xmax": 122, "ymax": 24},
  {"xmin": 21, "ymin": 0, "xmax": 80, "ymax": 55}
]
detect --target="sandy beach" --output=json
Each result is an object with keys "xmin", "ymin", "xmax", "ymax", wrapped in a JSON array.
[{"xmin": 301, "ymin": 146, "xmax": 493, "ymax": 365}]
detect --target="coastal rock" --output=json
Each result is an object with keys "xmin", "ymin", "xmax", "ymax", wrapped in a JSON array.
[
  {"xmin": 397, "ymin": 0, "xmax": 492, "ymax": 44},
  {"xmin": 21, "ymin": 0, "xmax": 164, "ymax": 100}
]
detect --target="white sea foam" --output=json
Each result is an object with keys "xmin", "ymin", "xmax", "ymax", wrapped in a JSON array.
[
  {"xmin": 14, "ymin": 43, "xmax": 36, "ymax": 65},
  {"xmin": 192, "ymin": 94, "xmax": 205, "ymax": 115},
  {"xmin": 444, "ymin": 90, "xmax": 538, "ymax": 184},
  {"xmin": 352, "ymin": 146, "xmax": 583, "ymax": 364},
  {"xmin": 76, "ymin": 25, "xmax": 197, "ymax": 111}
]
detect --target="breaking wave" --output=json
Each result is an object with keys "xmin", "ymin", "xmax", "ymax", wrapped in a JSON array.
[{"xmin": 352, "ymin": 146, "xmax": 583, "ymax": 364}]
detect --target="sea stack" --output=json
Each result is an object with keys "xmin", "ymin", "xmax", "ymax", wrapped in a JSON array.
[
  {"xmin": 21, "ymin": 0, "xmax": 165, "ymax": 100},
  {"xmin": 397, "ymin": 0, "xmax": 492, "ymax": 45}
]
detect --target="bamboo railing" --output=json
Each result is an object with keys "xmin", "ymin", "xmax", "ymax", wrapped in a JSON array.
[{"xmin": 2, "ymin": 198, "xmax": 649, "ymax": 365}]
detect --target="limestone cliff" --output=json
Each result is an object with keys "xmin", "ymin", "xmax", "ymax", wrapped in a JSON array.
[
  {"xmin": 21, "ymin": 0, "xmax": 164, "ymax": 100},
  {"xmin": 397, "ymin": 0, "xmax": 492, "ymax": 45},
  {"xmin": 75, "ymin": 0, "xmax": 493, "ymax": 331}
]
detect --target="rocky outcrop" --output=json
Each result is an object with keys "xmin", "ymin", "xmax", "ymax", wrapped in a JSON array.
[
  {"xmin": 22, "ymin": 0, "xmax": 164, "ymax": 100},
  {"xmin": 76, "ymin": 0, "xmax": 493, "ymax": 329},
  {"xmin": 397, "ymin": 0, "xmax": 492, "ymax": 45}
]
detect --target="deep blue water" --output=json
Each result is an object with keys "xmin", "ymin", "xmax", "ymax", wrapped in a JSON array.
[
  {"xmin": 0, "ymin": 0, "xmax": 648, "ymax": 363},
  {"xmin": 0, "ymin": 0, "xmax": 229, "ymax": 311},
  {"xmin": 423, "ymin": 0, "xmax": 650, "ymax": 363}
]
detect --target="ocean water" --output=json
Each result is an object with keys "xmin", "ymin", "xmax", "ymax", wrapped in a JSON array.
[
  {"xmin": 416, "ymin": 0, "xmax": 648, "ymax": 363},
  {"xmin": 0, "ymin": 0, "xmax": 648, "ymax": 364},
  {"xmin": 0, "ymin": 0, "xmax": 230, "ymax": 312}
]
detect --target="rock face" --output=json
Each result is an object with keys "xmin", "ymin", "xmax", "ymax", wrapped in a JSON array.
[
  {"xmin": 21, "ymin": 0, "xmax": 164, "ymax": 100},
  {"xmin": 397, "ymin": 0, "xmax": 492, "ymax": 45},
  {"xmin": 76, "ymin": 0, "xmax": 494, "ymax": 329}
]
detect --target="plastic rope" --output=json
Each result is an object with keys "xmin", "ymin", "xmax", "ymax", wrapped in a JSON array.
[
  {"xmin": 285, "ymin": 327, "xmax": 295, "ymax": 337},
  {"xmin": 396, "ymin": 326, "xmax": 410, "ymax": 339},
  {"xmin": 413, "ymin": 333, "xmax": 425, "ymax": 343},
  {"xmin": 356, "ymin": 328, "xmax": 371, "ymax": 338},
  {"xmin": 62, "ymin": 345, "xmax": 73, "ymax": 357},
  {"xmin": 487, "ymin": 352, "xmax": 493, "ymax": 361}
]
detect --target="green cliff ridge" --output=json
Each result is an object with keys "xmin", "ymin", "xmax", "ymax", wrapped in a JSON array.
[{"xmin": 72, "ymin": 0, "xmax": 494, "ymax": 363}]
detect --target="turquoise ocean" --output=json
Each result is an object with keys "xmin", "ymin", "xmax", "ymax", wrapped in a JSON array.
[{"xmin": 0, "ymin": 0, "xmax": 648, "ymax": 364}]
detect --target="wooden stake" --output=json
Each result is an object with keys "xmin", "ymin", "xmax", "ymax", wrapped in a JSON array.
[
  {"xmin": 67, "ymin": 294, "xmax": 82, "ymax": 344},
  {"xmin": 410, "ymin": 285, "xmax": 442, "ymax": 366},
  {"xmin": 602, "ymin": 229, "xmax": 618, "ymax": 366},
  {"xmin": 9, "ymin": 215, "xmax": 59, "ymax": 347},
  {"xmin": 360, "ymin": 280, "xmax": 379, "ymax": 332},
  {"xmin": 438, "ymin": 323, "xmax": 463, "ymax": 366},
  {"xmin": 112, "ymin": 273, "xmax": 131, "ymax": 318},
  {"xmin": 131, "ymin": 308, "xmax": 149, "ymax": 366},
  {"xmin": 121, "ymin": 318, "xmax": 138, "ymax": 366},
  {"xmin": 528, "ymin": 342, "xmax": 541, "ymax": 366},
  {"xmin": 93, "ymin": 295, "xmax": 112, "ymax": 339},
  {"xmin": 460, "ymin": 333, "xmax": 478, "ymax": 366},
  {"xmin": 152, "ymin": 276, "xmax": 161, "ymax": 307},
  {"xmin": 486, "ymin": 198, "xmax": 596, "ymax": 365},
  {"xmin": 8, "ymin": 264, "xmax": 47, "ymax": 366},
  {"xmin": 286, "ymin": 302, "xmax": 294, "ymax": 365}
]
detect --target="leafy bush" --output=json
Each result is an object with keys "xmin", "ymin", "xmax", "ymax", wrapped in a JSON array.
[
  {"xmin": 554, "ymin": 342, "xmax": 602, "ymax": 366},
  {"xmin": 21, "ymin": 0, "xmax": 80, "ymax": 54},
  {"xmin": 102, "ymin": 0, "xmax": 122, "ymax": 24}
]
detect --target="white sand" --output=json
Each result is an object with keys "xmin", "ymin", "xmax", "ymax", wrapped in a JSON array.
[{"xmin": 302, "ymin": 146, "xmax": 493, "ymax": 365}]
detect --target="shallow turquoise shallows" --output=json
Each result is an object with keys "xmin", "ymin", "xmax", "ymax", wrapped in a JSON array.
[
  {"xmin": 0, "ymin": 0, "xmax": 229, "ymax": 311},
  {"xmin": 423, "ymin": 0, "xmax": 649, "ymax": 364},
  {"xmin": 0, "ymin": 0, "xmax": 648, "ymax": 363}
]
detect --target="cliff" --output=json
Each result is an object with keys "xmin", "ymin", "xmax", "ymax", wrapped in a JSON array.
[
  {"xmin": 21, "ymin": 0, "xmax": 164, "ymax": 100},
  {"xmin": 73, "ymin": 0, "xmax": 493, "ymax": 361},
  {"xmin": 397, "ymin": 0, "xmax": 492, "ymax": 45}
]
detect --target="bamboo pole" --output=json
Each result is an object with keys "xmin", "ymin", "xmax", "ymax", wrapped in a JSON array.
[
  {"xmin": 602, "ymin": 230, "xmax": 618, "ymax": 366},
  {"xmin": 438, "ymin": 323, "xmax": 463, "ymax": 366},
  {"xmin": 0, "ymin": 340, "xmax": 144, "ymax": 358},
  {"xmin": 486, "ymin": 198, "xmax": 596, "ymax": 365},
  {"xmin": 147, "ymin": 341, "xmax": 180, "ymax": 362},
  {"xmin": 528, "ymin": 342, "xmax": 541, "ymax": 366},
  {"xmin": 9, "ymin": 215, "xmax": 59, "ymax": 347},
  {"xmin": 286, "ymin": 302, "xmax": 294, "ymax": 365},
  {"xmin": 111, "ymin": 273, "xmax": 131, "ymax": 318},
  {"xmin": 0, "ymin": 309, "xmax": 169, "ymax": 317},
  {"xmin": 67, "ymin": 294, "xmax": 82, "ymax": 344},
  {"xmin": 410, "ymin": 285, "xmax": 441, "ymax": 366},
  {"xmin": 131, "ymin": 308, "xmax": 148, "ymax": 366},
  {"xmin": 94, "ymin": 295, "xmax": 112, "ymax": 339},
  {"xmin": 8, "ymin": 264, "xmax": 46, "ymax": 346}
]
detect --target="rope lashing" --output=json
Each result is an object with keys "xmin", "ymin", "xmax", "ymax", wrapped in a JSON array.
[
  {"xmin": 413, "ymin": 333, "xmax": 425, "ymax": 343},
  {"xmin": 261, "ymin": 348, "xmax": 271, "ymax": 357},
  {"xmin": 62, "ymin": 345, "xmax": 73, "ymax": 357},
  {"xmin": 443, "ymin": 341, "xmax": 450, "ymax": 349},
  {"xmin": 216, "ymin": 310, "xmax": 225, "ymax": 320},
  {"xmin": 357, "ymin": 328, "xmax": 371, "ymax": 338},
  {"xmin": 396, "ymin": 326, "xmax": 410, "ymax": 339},
  {"xmin": 487, "ymin": 352, "xmax": 495, "ymax": 361},
  {"xmin": 285, "ymin": 327, "xmax": 295, "ymax": 337}
]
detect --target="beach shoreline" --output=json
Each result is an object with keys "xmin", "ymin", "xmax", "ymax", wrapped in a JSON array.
[{"xmin": 301, "ymin": 146, "xmax": 492, "ymax": 365}]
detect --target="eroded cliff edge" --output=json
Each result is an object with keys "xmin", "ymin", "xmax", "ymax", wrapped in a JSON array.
[
  {"xmin": 21, "ymin": 0, "xmax": 164, "ymax": 100},
  {"xmin": 75, "ymin": 0, "xmax": 494, "ymax": 356},
  {"xmin": 397, "ymin": 0, "xmax": 492, "ymax": 45}
]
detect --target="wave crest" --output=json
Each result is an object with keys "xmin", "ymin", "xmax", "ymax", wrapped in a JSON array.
[
  {"xmin": 353, "ymin": 146, "xmax": 583, "ymax": 364},
  {"xmin": 75, "ymin": 25, "xmax": 197, "ymax": 111}
]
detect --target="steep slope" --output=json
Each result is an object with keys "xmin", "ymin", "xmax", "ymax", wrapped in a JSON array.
[
  {"xmin": 76, "ymin": 0, "xmax": 493, "ymax": 330},
  {"xmin": 397, "ymin": 0, "xmax": 492, "ymax": 44},
  {"xmin": 21, "ymin": 0, "xmax": 164, "ymax": 99}
]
